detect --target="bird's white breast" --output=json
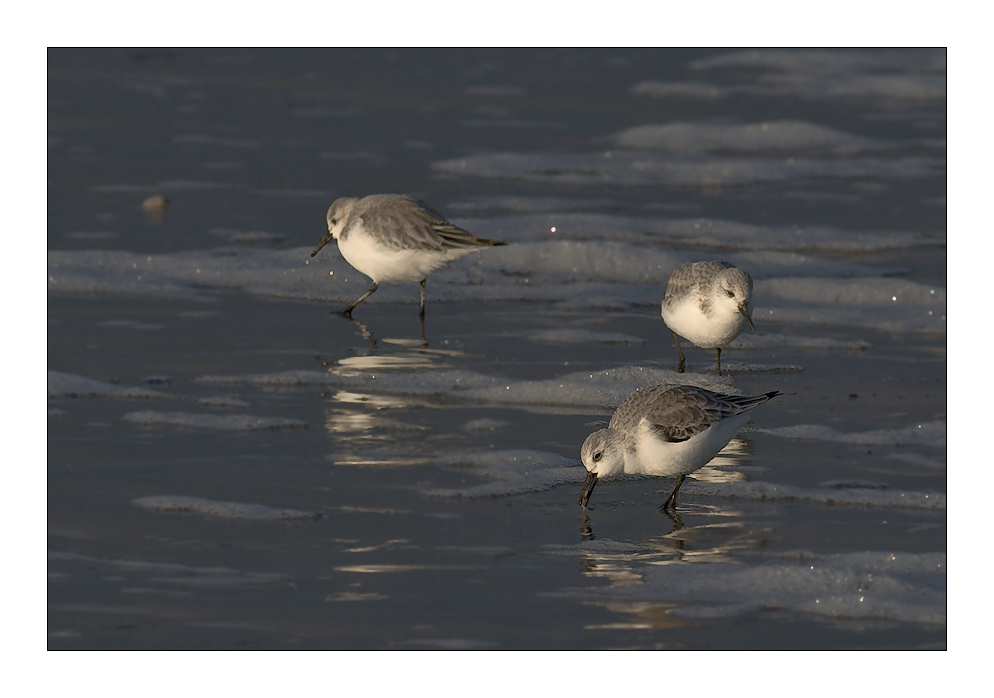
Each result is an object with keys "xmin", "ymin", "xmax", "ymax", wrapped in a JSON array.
[
  {"xmin": 626, "ymin": 411, "xmax": 751, "ymax": 477},
  {"xmin": 662, "ymin": 294, "xmax": 748, "ymax": 348},
  {"xmin": 337, "ymin": 231, "xmax": 445, "ymax": 283}
]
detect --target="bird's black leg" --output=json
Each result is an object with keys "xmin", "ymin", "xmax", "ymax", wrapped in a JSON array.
[
  {"xmin": 418, "ymin": 280, "xmax": 429, "ymax": 345},
  {"xmin": 672, "ymin": 331, "xmax": 686, "ymax": 373},
  {"xmin": 660, "ymin": 473, "xmax": 686, "ymax": 510},
  {"xmin": 418, "ymin": 314, "xmax": 428, "ymax": 347},
  {"xmin": 339, "ymin": 282, "xmax": 378, "ymax": 317},
  {"xmin": 715, "ymin": 347, "xmax": 722, "ymax": 376}
]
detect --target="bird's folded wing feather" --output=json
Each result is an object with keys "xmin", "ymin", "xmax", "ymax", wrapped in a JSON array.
[{"xmin": 644, "ymin": 387, "xmax": 720, "ymax": 442}]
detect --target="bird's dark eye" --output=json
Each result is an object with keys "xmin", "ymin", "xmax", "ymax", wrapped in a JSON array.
[
  {"xmin": 331, "ymin": 218, "xmax": 337, "ymax": 225},
  {"xmin": 725, "ymin": 289, "xmax": 734, "ymax": 297},
  {"xmin": 593, "ymin": 452, "xmax": 602, "ymax": 462}
]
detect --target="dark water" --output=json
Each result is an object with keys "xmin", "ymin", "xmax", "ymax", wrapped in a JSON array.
[{"xmin": 48, "ymin": 48, "xmax": 946, "ymax": 650}]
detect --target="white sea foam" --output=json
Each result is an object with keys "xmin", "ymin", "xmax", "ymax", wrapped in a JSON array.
[
  {"xmin": 196, "ymin": 365, "xmax": 733, "ymax": 412},
  {"xmin": 688, "ymin": 479, "xmax": 944, "ymax": 511},
  {"xmin": 197, "ymin": 395, "xmax": 251, "ymax": 408},
  {"xmin": 432, "ymin": 151, "xmax": 939, "ymax": 188},
  {"xmin": 630, "ymin": 50, "xmax": 945, "ymax": 109},
  {"xmin": 690, "ymin": 48, "xmax": 945, "ymax": 76},
  {"xmin": 631, "ymin": 80, "xmax": 724, "ymax": 100},
  {"xmin": 47, "ymin": 249, "xmax": 215, "ymax": 301},
  {"xmin": 122, "ymin": 410, "xmax": 308, "ymax": 431},
  {"xmin": 727, "ymin": 333, "xmax": 871, "ymax": 351},
  {"xmin": 47, "ymin": 237, "xmax": 945, "ymax": 335},
  {"xmin": 711, "ymin": 224, "xmax": 921, "ymax": 256},
  {"xmin": 755, "ymin": 278, "xmax": 945, "ymax": 333},
  {"xmin": 631, "ymin": 49, "xmax": 946, "ymax": 109},
  {"xmin": 760, "ymin": 277, "xmax": 944, "ymax": 307},
  {"xmin": 528, "ymin": 329, "xmax": 646, "ymax": 346},
  {"xmin": 50, "ymin": 550, "xmax": 292, "ymax": 587},
  {"xmin": 426, "ymin": 450, "xmax": 581, "ymax": 497},
  {"xmin": 48, "ymin": 371, "xmax": 171, "ymax": 400},
  {"xmin": 132, "ymin": 495, "xmax": 320, "ymax": 520},
  {"xmin": 761, "ymin": 421, "xmax": 946, "ymax": 448},
  {"xmin": 634, "ymin": 74, "xmax": 946, "ymax": 108},
  {"xmin": 422, "ymin": 447, "xmax": 944, "ymax": 511},
  {"xmin": 461, "ymin": 418, "xmax": 513, "ymax": 433},
  {"xmin": 447, "ymin": 195, "xmax": 614, "ymax": 215},
  {"xmin": 553, "ymin": 547, "xmax": 945, "ymax": 626},
  {"xmin": 639, "ymin": 219, "xmax": 935, "ymax": 253},
  {"xmin": 209, "ymin": 228, "xmax": 286, "ymax": 244},
  {"xmin": 688, "ymin": 49, "xmax": 946, "ymax": 105},
  {"xmin": 612, "ymin": 121, "xmax": 885, "ymax": 155}
]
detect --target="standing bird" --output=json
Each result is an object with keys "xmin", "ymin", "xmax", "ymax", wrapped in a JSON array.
[
  {"xmin": 579, "ymin": 384, "xmax": 779, "ymax": 510},
  {"xmin": 311, "ymin": 194, "xmax": 505, "ymax": 318},
  {"xmin": 661, "ymin": 261, "xmax": 755, "ymax": 375}
]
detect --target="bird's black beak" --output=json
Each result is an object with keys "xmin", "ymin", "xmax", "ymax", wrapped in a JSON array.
[
  {"xmin": 739, "ymin": 303, "xmax": 755, "ymax": 332},
  {"xmin": 579, "ymin": 471, "xmax": 598, "ymax": 508},
  {"xmin": 311, "ymin": 232, "xmax": 334, "ymax": 257}
]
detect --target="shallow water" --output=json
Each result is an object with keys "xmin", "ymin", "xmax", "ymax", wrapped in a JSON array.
[{"xmin": 48, "ymin": 48, "xmax": 946, "ymax": 650}]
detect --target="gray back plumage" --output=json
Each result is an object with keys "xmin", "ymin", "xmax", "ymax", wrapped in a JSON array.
[
  {"xmin": 610, "ymin": 385, "xmax": 779, "ymax": 443},
  {"xmin": 340, "ymin": 194, "xmax": 504, "ymax": 251}
]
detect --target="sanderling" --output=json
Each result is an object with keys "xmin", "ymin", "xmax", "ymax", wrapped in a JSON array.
[
  {"xmin": 661, "ymin": 261, "xmax": 755, "ymax": 375},
  {"xmin": 579, "ymin": 384, "xmax": 779, "ymax": 510},
  {"xmin": 311, "ymin": 194, "xmax": 505, "ymax": 318}
]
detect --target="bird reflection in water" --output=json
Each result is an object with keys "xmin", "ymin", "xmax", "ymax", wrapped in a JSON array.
[
  {"xmin": 311, "ymin": 309, "xmax": 473, "ymax": 469},
  {"xmin": 337, "ymin": 313, "xmax": 427, "ymax": 350},
  {"xmin": 573, "ymin": 504, "xmax": 770, "ymax": 632},
  {"xmin": 315, "ymin": 333, "xmax": 468, "ymax": 377},
  {"xmin": 577, "ymin": 501, "xmax": 759, "ymax": 587}
]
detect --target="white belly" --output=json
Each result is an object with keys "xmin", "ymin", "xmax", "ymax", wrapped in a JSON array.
[
  {"xmin": 338, "ymin": 233, "xmax": 475, "ymax": 284},
  {"xmin": 626, "ymin": 412, "xmax": 750, "ymax": 477},
  {"xmin": 662, "ymin": 297, "xmax": 747, "ymax": 348}
]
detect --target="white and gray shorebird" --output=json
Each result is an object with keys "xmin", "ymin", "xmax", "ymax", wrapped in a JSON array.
[
  {"xmin": 661, "ymin": 261, "xmax": 755, "ymax": 375},
  {"xmin": 579, "ymin": 384, "xmax": 779, "ymax": 510},
  {"xmin": 311, "ymin": 194, "xmax": 505, "ymax": 318}
]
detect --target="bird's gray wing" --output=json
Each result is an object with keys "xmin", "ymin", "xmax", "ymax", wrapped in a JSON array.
[
  {"xmin": 715, "ymin": 391, "xmax": 781, "ymax": 415},
  {"xmin": 345, "ymin": 195, "xmax": 446, "ymax": 252},
  {"xmin": 637, "ymin": 386, "xmax": 779, "ymax": 443},
  {"xmin": 348, "ymin": 195, "xmax": 502, "ymax": 251},
  {"xmin": 646, "ymin": 386, "xmax": 721, "ymax": 442},
  {"xmin": 610, "ymin": 385, "xmax": 719, "ymax": 443},
  {"xmin": 413, "ymin": 199, "xmax": 504, "ymax": 250}
]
